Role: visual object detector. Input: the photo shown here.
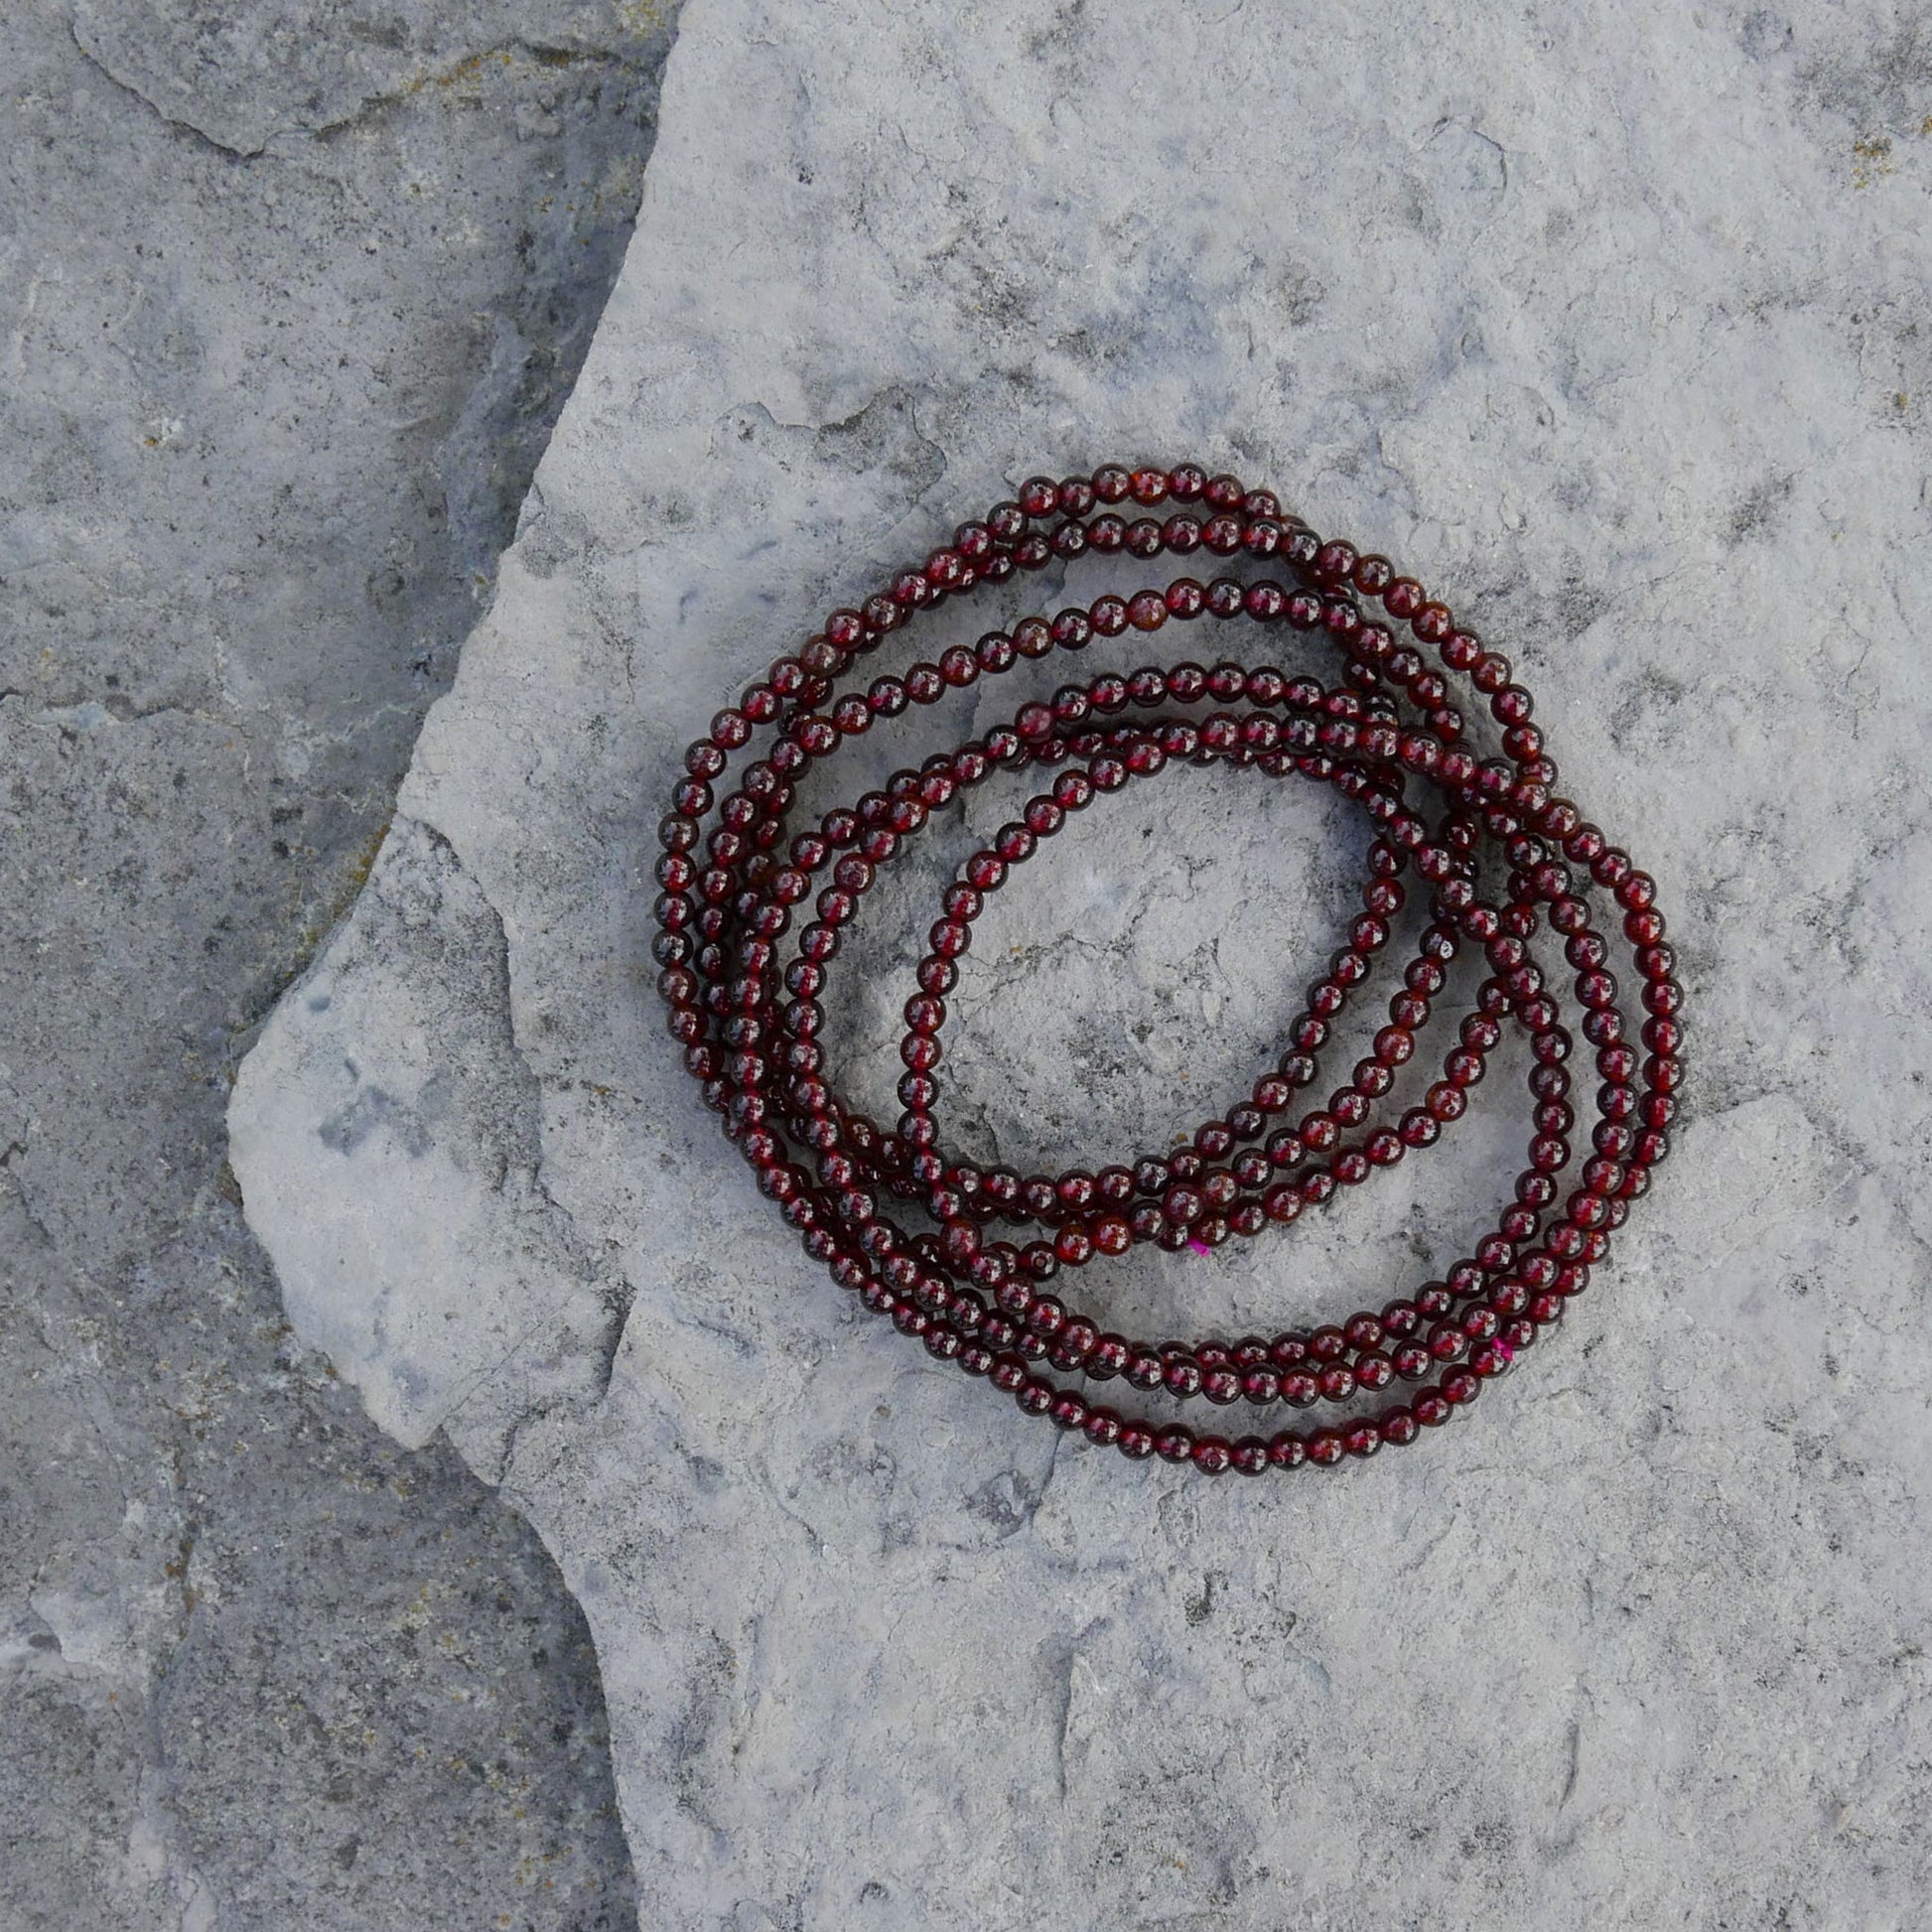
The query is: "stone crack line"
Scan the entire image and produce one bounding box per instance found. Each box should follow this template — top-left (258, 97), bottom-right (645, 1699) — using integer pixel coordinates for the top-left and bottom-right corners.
top-left (69, 21), bottom-right (257, 160)
top-left (408, 811), bottom-right (634, 1410)
top-left (69, 25), bottom-right (665, 162)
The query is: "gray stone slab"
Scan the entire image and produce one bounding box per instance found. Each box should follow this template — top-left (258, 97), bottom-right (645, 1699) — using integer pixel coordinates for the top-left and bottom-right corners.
top-left (2, 2), bottom-right (679, 1923)
top-left (232, 0), bottom-right (1932, 1924)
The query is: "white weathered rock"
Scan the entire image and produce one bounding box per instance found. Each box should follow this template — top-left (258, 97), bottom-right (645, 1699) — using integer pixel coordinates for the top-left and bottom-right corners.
top-left (232, 0), bottom-right (1932, 1922)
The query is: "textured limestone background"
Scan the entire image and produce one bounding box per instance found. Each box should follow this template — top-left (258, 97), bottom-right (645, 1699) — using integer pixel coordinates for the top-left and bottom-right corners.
top-left (1, 3), bottom-right (681, 1924)
top-left (227, 0), bottom-right (1932, 1925)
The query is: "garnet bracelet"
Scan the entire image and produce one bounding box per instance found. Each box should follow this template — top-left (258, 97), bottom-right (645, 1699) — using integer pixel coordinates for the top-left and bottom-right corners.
top-left (651, 464), bottom-right (1681, 1476)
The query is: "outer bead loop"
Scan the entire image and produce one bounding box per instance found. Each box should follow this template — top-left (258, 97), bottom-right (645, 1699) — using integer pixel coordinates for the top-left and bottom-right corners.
top-left (656, 468), bottom-right (1680, 1476)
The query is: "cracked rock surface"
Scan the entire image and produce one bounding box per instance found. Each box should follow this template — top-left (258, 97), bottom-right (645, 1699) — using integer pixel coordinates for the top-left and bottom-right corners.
top-left (231, 0), bottom-right (1932, 1925)
top-left (2, 1), bottom-right (678, 1924)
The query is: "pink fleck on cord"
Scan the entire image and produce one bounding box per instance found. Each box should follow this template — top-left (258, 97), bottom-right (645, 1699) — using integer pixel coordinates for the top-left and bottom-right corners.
top-left (1187, 1236), bottom-right (1210, 1256)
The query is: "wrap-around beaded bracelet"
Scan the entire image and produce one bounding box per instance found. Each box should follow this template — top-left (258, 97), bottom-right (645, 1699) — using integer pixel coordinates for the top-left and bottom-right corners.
top-left (652, 463), bottom-right (1682, 1477)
